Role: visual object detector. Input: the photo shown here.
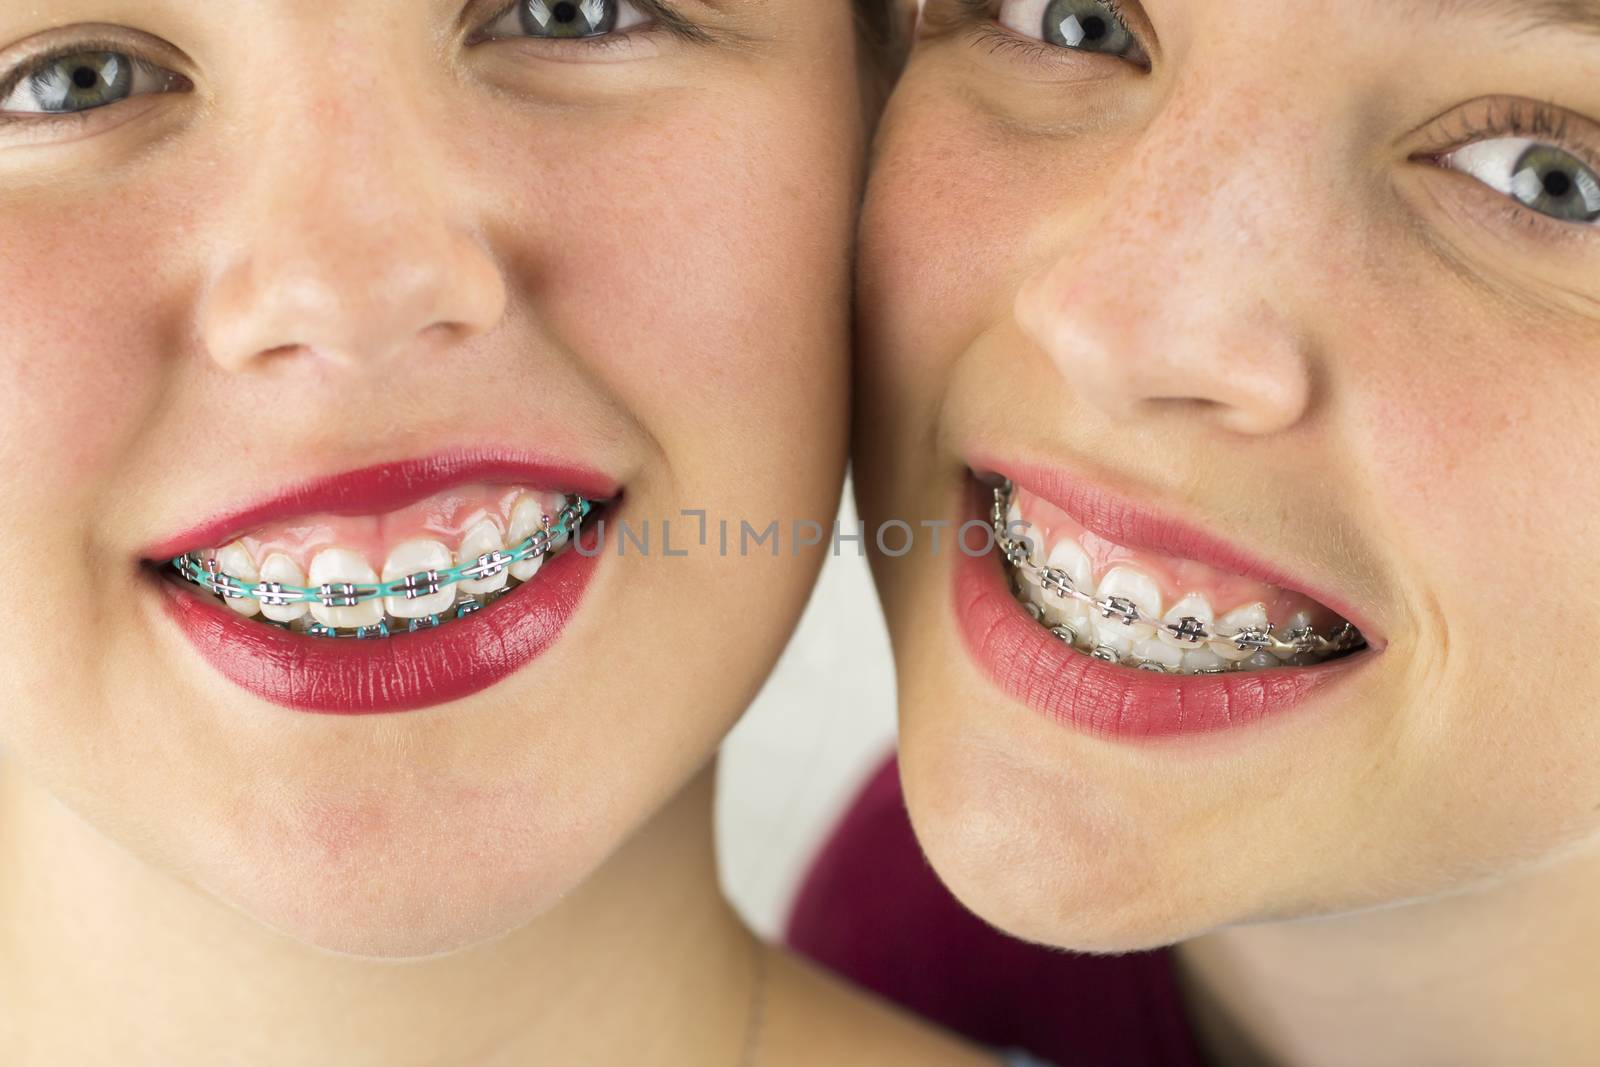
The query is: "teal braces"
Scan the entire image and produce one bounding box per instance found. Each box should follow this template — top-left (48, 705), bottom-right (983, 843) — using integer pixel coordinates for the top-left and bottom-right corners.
top-left (171, 496), bottom-right (592, 609)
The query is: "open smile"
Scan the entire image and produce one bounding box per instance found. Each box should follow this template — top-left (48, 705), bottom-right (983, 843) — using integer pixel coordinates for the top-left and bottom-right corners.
top-left (143, 450), bottom-right (618, 716)
top-left (954, 464), bottom-right (1381, 740)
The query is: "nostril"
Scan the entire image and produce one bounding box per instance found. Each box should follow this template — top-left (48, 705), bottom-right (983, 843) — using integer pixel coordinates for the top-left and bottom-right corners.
top-left (199, 207), bottom-right (508, 375)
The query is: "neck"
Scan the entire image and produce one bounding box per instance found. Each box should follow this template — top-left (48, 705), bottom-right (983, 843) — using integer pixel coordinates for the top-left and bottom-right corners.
top-left (0, 759), bottom-right (758, 1067)
top-left (1175, 844), bottom-right (1600, 1067)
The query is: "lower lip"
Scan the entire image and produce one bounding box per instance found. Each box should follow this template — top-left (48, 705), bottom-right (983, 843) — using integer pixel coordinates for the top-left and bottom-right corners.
top-left (155, 530), bottom-right (600, 716)
top-left (953, 506), bottom-right (1370, 742)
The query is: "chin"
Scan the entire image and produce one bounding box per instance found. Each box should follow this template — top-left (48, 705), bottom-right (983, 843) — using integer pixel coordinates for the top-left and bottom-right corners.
top-left (899, 717), bottom-right (1236, 955)
top-left (181, 774), bottom-right (622, 960)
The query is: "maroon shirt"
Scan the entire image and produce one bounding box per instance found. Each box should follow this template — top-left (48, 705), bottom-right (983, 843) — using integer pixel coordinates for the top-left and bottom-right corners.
top-left (785, 756), bottom-right (1210, 1067)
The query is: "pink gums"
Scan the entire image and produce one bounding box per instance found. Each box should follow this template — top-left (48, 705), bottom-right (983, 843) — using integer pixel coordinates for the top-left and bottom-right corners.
top-left (1011, 487), bottom-right (1345, 629)
top-left (225, 485), bottom-right (564, 570)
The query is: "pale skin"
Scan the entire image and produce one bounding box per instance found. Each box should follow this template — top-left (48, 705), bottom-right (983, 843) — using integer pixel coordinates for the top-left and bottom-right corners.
top-left (0, 1), bottom-right (986, 1063)
top-left (860, 1), bottom-right (1600, 1065)
top-left (0, 770), bottom-right (985, 1065)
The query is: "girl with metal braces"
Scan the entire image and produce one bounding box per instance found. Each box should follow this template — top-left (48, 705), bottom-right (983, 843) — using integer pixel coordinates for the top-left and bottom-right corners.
top-left (788, 1), bottom-right (1600, 1065)
top-left (0, 2), bottom-right (996, 1066)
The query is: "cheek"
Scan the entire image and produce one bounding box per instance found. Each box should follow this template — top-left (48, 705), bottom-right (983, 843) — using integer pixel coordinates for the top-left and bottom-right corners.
top-left (1346, 284), bottom-right (1600, 632)
top-left (1336, 265), bottom-right (1600, 854)
top-left (860, 96), bottom-right (1018, 370)
top-left (0, 192), bottom-right (172, 505)
top-left (858, 82), bottom-right (1130, 408)
top-left (500, 94), bottom-right (860, 478)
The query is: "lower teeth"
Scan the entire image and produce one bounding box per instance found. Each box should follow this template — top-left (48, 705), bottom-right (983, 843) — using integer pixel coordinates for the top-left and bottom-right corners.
top-left (169, 496), bottom-right (592, 640)
top-left (993, 484), bottom-right (1363, 676)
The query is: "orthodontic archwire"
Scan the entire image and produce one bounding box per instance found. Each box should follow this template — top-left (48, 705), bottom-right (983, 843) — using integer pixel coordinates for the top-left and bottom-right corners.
top-left (169, 496), bottom-right (592, 637)
top-left (990, 482), bottom-right (1365, 667)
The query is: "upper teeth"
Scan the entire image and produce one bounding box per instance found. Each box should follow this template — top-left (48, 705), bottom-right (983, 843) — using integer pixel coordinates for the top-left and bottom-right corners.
top-left (308, 548), bottom-right (385, 629)
top-left (992, 484), bottom-right (1363, 672)
top-left (381, 539), bottom-right (457, 620)
top-left (175, 492), bottom-right (587, 635)
top-left (1159, 594), bottom-right (1216, 648)
top-left (1212, 601), bottom-right (1267, 661)
top-left (456, 518), bottom-right (510, 596)
top-left (258, 553), bottom-right (310, 623)
top-left (1093, 567), bottom-right (1161, 644)
top-left (214, 542), bottom-right (260, 620)
top-left (507, 495), bottom-right (550, 583)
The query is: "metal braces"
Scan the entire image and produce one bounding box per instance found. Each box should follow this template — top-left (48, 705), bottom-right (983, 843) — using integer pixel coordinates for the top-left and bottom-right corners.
top-left (171, 496), bottom-right (591, 609)
top-left (281, 610), bottom-right (461, 639)
top-left (990, 483), bottom-right (1365, 664)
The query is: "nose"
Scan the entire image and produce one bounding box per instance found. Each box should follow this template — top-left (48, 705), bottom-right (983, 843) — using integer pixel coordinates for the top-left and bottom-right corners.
top-left (1013, 108), bottom-right (1315, 437)
top-left (201, 91), bottom-right (506, 374)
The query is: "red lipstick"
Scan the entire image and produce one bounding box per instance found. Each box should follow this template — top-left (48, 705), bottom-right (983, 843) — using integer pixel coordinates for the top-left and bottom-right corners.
top-left (157, 537), bottom-right (597, 715)
top-left (955, 467), bottom-right (1377, 740)
top-left (147, 450), bottom-right (614, 715)
top-left (141, 449), bottom-right (618, 561)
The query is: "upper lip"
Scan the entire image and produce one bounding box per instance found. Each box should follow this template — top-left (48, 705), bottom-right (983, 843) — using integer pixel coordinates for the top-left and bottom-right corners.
top-left (974, 456), bottom-right (1385, 649)
top-left (140, 447), bottom-right (621, 561)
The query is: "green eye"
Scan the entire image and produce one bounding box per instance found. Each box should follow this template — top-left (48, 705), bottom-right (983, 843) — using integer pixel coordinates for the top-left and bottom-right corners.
top-left (1043, 0), bottom-right (1132, 52)
top-left (0, 51), bottom-right (149, 114)
top-left (486, 0), bottom-right (651, 41)
top-left (522, 1), bottom-right (615, 37)
top-left (1507, 144), bottom-right (1600, 223)
top-left (1444, 137), bottom-right (1600, 225)
top-left (0, 48), bottom-right (186, 116)
top-left (998, 0), bottom-right (1149, 66)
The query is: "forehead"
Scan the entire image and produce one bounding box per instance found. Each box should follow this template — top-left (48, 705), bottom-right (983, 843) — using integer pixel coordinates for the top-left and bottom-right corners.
top-left (1405, 0), bottom-right (1600, 35)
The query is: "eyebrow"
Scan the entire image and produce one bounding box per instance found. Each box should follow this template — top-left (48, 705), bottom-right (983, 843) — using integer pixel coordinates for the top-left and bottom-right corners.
top-left (1414, 0), bottom-right (1600, 38)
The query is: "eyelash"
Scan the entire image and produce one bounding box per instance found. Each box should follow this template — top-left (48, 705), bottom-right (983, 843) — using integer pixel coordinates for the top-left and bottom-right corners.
top-left (0, 2), bottom-right (708, 128)
top-left (1420, 99), bottom-right (1600, 233)
top-left (1427, 98), bottom-right (1599, 173)
top-left (468, 0), bottom-right (708, 47)
top-left (939, 6), bottom-right (1596, 237)
top-left (948, 0), bottom-right (1147, 69)
top-left (968, 22), bottom-right (1061, 63)
top-left (0, 37), bottom-right (180, 129)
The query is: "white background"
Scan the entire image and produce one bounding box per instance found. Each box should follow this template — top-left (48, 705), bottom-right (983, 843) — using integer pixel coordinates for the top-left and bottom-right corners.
top-left (714, 485), bottom-right (900, 938)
